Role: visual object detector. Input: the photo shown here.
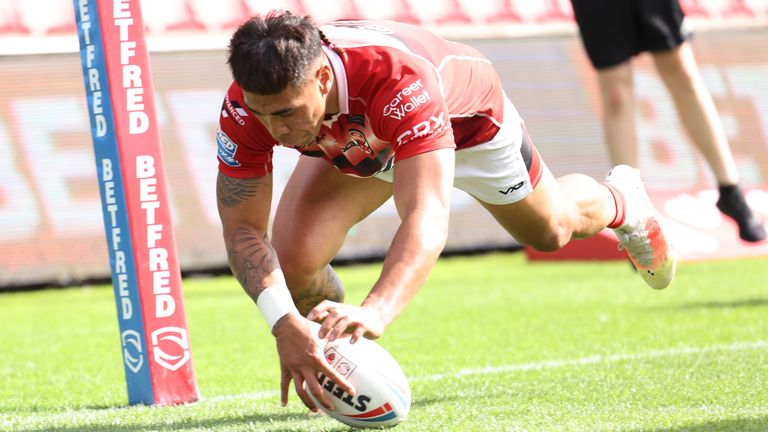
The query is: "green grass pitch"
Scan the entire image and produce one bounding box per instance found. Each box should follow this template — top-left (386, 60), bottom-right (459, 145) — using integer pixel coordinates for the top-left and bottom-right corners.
top-left (1, 252), bottom-right (767, 431)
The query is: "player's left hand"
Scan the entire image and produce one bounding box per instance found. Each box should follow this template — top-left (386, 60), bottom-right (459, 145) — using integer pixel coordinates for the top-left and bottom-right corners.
top-left (307, 300), bottom-right (385, 343)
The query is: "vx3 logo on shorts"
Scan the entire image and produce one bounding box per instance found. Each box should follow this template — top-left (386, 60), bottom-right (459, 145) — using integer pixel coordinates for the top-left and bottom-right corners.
top-left (498, 181), bottom-right (525, 195)
top-left (121, 329), bottom-right (144, 374)
top-left (151, 326), bottom-right (191, 371)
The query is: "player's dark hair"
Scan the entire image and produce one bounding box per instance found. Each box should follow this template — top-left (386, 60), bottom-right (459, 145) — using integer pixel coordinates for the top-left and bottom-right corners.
top-left (227, 11), bottom-right (323, 95)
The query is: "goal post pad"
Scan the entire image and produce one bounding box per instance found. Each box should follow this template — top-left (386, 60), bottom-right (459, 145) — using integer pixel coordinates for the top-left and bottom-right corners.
top-left (74, 0), bottom-right (199, 406)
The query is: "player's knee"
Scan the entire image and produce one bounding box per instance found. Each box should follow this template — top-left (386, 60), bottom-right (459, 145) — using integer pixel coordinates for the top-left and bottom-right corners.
top-left (278, 250), bottom-right (323, 283)
top-left (280, 257), bottom-right (324, 314)
top-left (526, 224), bottom-right (572, 252)
top-left (273, 232), bottom-right (321, 275)
top-left (291, 270), bottom-right (345, 317)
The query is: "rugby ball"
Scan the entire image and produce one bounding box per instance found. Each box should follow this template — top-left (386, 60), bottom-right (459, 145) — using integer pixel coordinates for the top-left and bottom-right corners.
top-left (307, 337), bottom-right (411, 428)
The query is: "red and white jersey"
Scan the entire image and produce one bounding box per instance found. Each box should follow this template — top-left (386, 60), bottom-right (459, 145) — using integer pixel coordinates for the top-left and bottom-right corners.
top-left (217, 19), bottom-right (505, 178)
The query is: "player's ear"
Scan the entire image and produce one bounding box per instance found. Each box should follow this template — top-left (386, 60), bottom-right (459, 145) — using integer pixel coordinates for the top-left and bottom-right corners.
top-left (317, 63), bottom-right (333, 96)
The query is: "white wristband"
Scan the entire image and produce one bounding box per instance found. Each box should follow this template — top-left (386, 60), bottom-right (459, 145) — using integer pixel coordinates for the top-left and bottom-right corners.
top-left (256, 269), bottom-right (298, 330)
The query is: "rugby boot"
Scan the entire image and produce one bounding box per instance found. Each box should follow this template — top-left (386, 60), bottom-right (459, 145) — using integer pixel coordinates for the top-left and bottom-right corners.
top-left (605, 165), bottom-right (676, 289)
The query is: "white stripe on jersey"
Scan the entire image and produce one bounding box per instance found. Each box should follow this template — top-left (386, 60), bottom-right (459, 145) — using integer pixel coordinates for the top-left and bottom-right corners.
top-left (450, 112), bottom-right (503, 129)
top-left (319, 25), bottom-right (411, 52)
top-left (320, 24), bottom-right (446, 95)
top-left (436, 55), bottom-right (493, 72)
top-left (322, 45), bottom-right (349, 117)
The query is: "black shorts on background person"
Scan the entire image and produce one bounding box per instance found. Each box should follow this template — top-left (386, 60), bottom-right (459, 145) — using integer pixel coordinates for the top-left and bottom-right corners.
top-left (571, 0), bottom-right (766, 242)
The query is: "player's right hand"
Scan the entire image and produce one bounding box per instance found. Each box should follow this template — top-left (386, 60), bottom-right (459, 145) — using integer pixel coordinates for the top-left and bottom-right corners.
top-left (272, 312), bottom-right (356, 411)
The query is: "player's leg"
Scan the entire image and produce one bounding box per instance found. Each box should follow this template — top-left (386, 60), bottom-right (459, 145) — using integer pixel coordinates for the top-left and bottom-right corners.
top-left (455, 99), bottom-right (676, 288)
top-left (272, 156), bottom-right (393, 315)
top-left (651, 44), bottom-right (765, 241)
top-left (596, 62), bottom-right (639, 167)
top-left (481, 161), bottom-right (675, 289)
top-left (479, 165), bottom-right (615, 251)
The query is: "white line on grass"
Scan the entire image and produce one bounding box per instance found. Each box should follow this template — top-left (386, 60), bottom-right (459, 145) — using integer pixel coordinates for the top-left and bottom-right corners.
top-left (415, 339), bottom-right (768, 382)
top-left (5, 339), bottom-right (767, 427)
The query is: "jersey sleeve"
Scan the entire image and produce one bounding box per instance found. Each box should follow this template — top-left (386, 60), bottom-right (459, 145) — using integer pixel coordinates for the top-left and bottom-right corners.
top-left (217, 83), bottom-right (277, 179)
top-left (367, 53), bottom-right (456, 161)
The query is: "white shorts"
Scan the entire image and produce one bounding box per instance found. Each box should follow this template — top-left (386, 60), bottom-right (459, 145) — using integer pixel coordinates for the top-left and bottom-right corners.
top-left (375, 95), bottom-right (544, 205)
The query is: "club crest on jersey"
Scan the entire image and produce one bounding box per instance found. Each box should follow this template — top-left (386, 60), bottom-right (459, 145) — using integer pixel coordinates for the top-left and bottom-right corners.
top-left (342, 128), bottom-right (374, 156)
top-left (216, 128), bottom-right (241, 167)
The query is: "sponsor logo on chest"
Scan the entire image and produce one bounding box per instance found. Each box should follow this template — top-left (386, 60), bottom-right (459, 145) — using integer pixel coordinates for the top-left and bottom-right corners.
top-left (382, 79), bottom-right (431, 120)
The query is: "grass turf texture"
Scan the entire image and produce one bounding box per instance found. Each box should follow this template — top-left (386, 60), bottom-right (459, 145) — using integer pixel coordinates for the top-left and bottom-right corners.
top-left (1, 252), bottom-right (767, 431)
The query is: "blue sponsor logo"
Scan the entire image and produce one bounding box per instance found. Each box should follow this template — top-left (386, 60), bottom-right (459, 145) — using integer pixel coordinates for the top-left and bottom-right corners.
top-left (217, 128), bottom-right (241, 167)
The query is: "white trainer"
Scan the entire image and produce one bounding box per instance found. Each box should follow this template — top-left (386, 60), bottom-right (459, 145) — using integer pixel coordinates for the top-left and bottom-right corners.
top-left (605, 165), bottom-right (676, 289)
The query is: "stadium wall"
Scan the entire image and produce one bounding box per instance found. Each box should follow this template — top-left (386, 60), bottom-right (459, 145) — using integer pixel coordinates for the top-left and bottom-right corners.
top-left (1, 0), bottom-right (767, 287)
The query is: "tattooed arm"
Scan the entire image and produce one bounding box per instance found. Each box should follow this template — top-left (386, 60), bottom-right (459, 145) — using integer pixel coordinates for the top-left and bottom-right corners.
top-left (216, 171), bottom-right (354, 411)
top-left (216, 172), bottom-right (278, 302)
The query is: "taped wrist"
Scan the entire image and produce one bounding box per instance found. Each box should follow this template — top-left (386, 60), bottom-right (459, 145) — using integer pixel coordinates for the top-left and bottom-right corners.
top-left (256, 269), bottom-right (298, 330)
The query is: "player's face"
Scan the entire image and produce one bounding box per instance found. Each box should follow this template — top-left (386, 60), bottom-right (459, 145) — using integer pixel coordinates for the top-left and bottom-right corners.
top-left (243, 61), bottom-right (333, 149)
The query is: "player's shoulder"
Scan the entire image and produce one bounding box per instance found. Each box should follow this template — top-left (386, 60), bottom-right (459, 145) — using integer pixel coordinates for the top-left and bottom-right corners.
top-left (322, 19), bottom-right (478, 77)
top-left (218, 81), bottom-right (276, 153)
top-left (220, 82), bottom-right (249, 127)
top-left (325, 21), bottom-right (441, 82)
top-left (320, 19), bottom-right (405, 40)
top-left (219, 82), bottom-right (267, 135)
top-left (321, 19), bottom-right (441, 56)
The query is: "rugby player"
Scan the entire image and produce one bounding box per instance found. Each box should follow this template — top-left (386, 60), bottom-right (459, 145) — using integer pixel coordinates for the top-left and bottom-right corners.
top-left (215, 12), bottom-right (677, 412)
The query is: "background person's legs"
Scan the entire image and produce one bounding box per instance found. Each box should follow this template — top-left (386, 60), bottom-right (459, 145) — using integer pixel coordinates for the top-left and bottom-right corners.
top-left (596, 60), bottom-right (639, 167)
top-left (652, 43), bottom-right (738, 185)
top-left (652, 43), bottom-right (765, 241)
